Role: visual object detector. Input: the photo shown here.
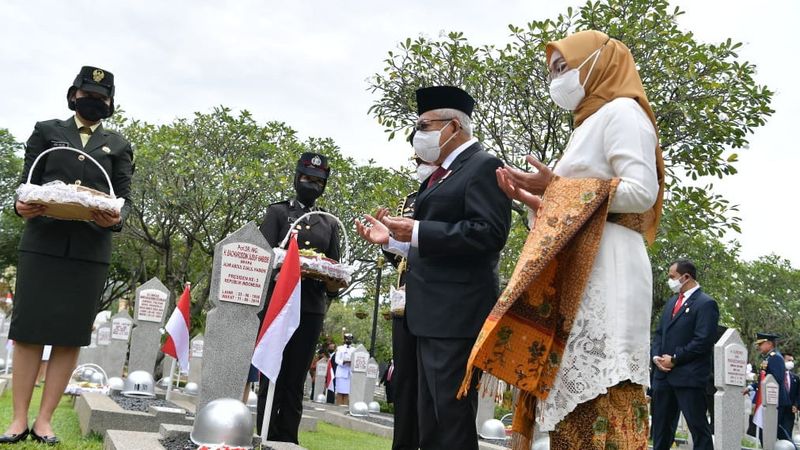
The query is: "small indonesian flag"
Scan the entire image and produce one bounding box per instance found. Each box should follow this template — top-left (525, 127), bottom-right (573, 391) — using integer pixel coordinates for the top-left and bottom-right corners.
top-left (326, 357), bottom-right (334, 392)
top-left (753, 369), bottom-right (765, 429)
top-left (161, 283), bottom-right (192, 371)
top-left (251, 233), bottom-right (302, 383)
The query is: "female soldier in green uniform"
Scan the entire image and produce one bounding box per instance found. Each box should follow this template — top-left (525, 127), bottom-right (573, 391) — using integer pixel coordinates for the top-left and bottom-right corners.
top-left (2, 66), bottom-right (133, 445)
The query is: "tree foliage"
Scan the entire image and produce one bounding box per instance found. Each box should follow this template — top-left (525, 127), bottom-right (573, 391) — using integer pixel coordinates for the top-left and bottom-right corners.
top-left (105, 107), bottom-right (412, 332)
top-left (0, 129), bottom-right (23, 270)
top-left (367, 0), bottom-right (773, 256)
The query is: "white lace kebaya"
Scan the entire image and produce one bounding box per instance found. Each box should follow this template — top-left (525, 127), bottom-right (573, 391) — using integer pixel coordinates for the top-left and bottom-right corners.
top-left (536, 97), bottom-right (658, 431)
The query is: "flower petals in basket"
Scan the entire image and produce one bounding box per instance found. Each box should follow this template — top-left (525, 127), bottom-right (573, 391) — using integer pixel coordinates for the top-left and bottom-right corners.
top-left (17, 180), bottom-right (124, 221)
top-left (272, 247), bottom-right (355, 290)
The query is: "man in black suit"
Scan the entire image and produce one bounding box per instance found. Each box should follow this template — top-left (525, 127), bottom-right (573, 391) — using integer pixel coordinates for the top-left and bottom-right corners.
top-left (357, 86), bottom-right (512, 450)
top-left (651, 259), bottom-right (720, 450)
top-left (783, 352), bottom-right (799, 437)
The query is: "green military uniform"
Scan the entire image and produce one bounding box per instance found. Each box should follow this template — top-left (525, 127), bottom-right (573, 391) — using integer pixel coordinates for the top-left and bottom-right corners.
top-left (10, 66), bottom-right (133, 347)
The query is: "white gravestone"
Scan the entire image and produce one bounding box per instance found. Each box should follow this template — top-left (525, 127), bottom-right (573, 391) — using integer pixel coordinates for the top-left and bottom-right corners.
top-left (348, 345), bottom-right (369, 413)
top-left (95, 322), bottom-right (113, 376)
top-left (188, 334), bottom-right (204, 384)
top-left (476, 373), bottom-right (498, 433)
top-left (314, 357), bottom-right (329, 403)
top-left (77, 329), bottom-right (100, 366)
top-left (128, 278), bottom-right (170, 374)
top-left (195, 222), bottom-right (273, 414)
top-left (762, 373), bottom-right (779, 448)
top-left (107, 311), bottom-right (133, 378)
top-left (364, 358), bottom-right (379, 404)
top-left (713, 328), bottom-right (748, 450)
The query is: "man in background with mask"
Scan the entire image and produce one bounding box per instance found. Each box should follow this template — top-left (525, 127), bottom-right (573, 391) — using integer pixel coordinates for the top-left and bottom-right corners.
top-left (651, 259), bottom-right (719, 450)
top-left (250, 152), bottom-right (341, 443)
top-left (783, 352), bottom-right (799, 437)
top-left (363, 142), bottom-right (437, 450)
top-left (357, 85), bottom-right (511, 450)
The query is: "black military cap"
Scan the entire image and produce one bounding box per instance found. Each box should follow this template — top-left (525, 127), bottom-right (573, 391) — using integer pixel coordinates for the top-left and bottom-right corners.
top-left (71, 66), bottom-right (115, 97)
top-left (296, 152), bottom-right (330, 180)
top-left (416, 86), bottom-right (475, 117)
top-left (755, 332), bottom-right (780, 345)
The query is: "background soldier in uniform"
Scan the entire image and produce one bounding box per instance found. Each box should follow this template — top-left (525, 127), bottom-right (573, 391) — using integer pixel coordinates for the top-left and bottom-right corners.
top-left (251, 152), bottom-right (341, 444)
top-left (752, 332), bottom-right (793, 441)
top-left (374, 147), bottom-right (439, 450)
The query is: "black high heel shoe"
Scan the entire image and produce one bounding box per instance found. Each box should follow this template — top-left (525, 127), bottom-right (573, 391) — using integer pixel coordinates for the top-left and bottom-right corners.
top-left (30, 425), bottom-right (59, 446)
top-left (0, 428), bottom-right (29, 444)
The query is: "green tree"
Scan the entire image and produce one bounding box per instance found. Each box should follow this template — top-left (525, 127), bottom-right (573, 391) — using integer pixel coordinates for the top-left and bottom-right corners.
top-left (107, 108), bottom-right (411, 334)
top-left (368, 0), bottom-right (773, 279)
top-left (0, 129), bottom-right (24, 271)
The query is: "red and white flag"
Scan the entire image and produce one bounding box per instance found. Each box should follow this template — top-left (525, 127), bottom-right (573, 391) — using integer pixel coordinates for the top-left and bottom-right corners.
top-left (753, 370), bottom-right (765, 429)
top-left (251, 233), bottom-right (302, 383)
top-left (161, 283), bottom-right (192, 372)
top-left (326, 357), bottom-right (335, 392)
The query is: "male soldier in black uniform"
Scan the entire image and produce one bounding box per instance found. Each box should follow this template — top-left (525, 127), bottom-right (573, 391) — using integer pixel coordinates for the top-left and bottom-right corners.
top-left (752, 332), bottom-right (792, 441)
top-left (253, 152), bottom-right (341, 443)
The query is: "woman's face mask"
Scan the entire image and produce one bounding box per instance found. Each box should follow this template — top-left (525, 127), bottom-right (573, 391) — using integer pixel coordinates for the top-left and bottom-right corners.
top-left (548, 46), bottom-right (604, 111)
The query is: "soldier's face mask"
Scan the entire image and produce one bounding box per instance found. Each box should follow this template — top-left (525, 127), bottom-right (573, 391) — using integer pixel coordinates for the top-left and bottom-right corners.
top-left (295, 175), bottom-right (325, 205)
top-left (75, 96), bottom-right (111, 122)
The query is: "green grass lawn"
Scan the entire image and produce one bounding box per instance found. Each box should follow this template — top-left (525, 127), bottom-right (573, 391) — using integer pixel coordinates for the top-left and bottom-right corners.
top-left (299, 422), bottom-right (392, 450)
top-left (0, 386), bottom-right (103, 449)
top-left (0, 386), bottom-right (392, 450)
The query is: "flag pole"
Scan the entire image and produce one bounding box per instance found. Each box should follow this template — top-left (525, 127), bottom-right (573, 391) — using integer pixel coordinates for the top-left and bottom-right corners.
top-left (260, 378), bottom-right (276, 444)
top-left (165, 357), bottom-right (177, 401)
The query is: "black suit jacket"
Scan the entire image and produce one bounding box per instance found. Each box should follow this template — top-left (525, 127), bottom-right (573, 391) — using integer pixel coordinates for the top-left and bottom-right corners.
top-left (405, 142), bottom-right (511, 338)
top-left (787, 371), bottom-right (800, 408)
top-left (18, 117), bottom-right (134, 264)
top-left (651, 287), bottom-right (720, 389)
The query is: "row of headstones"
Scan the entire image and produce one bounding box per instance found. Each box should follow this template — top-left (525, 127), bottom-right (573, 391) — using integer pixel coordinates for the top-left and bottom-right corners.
top-left (81, 223), bottom-right (277, 418)
top-left (70, 278), bottom-right (206, 386)
top-left (311, 344), bottom-right (380, 409)
top-left (59, 222), bottom-right (273, 422)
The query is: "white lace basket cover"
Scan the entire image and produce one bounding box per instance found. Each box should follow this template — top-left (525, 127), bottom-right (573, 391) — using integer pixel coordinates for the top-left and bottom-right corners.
top-left (16, 146), bottom-right (124, 221)
top-left (271, 211), bottom-right (355, 290)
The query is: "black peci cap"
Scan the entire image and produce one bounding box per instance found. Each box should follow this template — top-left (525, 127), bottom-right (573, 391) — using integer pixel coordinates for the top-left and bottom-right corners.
top-left (415, 86), bottom-right (475, 117)
top-left (296, 152), bottom-right (330, 180)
